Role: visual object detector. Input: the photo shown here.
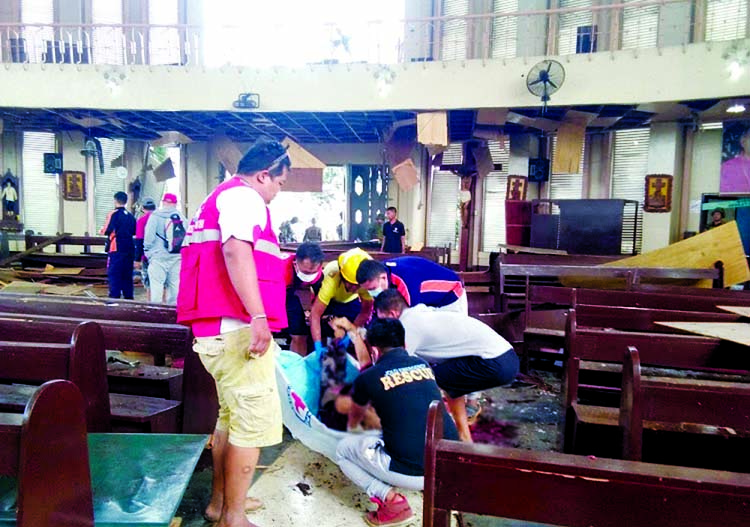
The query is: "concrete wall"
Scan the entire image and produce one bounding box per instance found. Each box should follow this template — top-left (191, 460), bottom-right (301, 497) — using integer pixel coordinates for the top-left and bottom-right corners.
top-left (516, 0), bottom-right (549, 58)
top-left (658, 1), bottom-right (692, 47)
top-left (59, 130), bottom-right (89, 235)
top-left (2, 42), bottom-right (748, 112)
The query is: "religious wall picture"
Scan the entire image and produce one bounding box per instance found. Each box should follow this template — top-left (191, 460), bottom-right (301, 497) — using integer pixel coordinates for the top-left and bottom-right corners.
top-left (721, 120), bottom-right (750, 193)
top-left (63, 171), bottom-right (86, 201)
top-left (506, 175), bottom-right (528, 201)
top-left (644, 174), bottom-right (672, 213)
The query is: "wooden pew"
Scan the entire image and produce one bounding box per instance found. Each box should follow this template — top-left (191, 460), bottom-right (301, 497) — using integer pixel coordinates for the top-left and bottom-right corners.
top-left (0, 380), bottom-right (210, 527)
top-left (0, 306), bottom-right (215, 434)
top-left (620, 346), bottom-right (750, 468)
top-left (0, 380), bottom-right (94, 527)
top-left (0, 321), bottom-right (181, 433)
top-left (0, 293), bottom-right (183, 398)
top-left (0, 311), bottom-right (189, 366)
top-left (423, 401), bottom-right (750, 527)
top-left (563, 310), bottom-right (750, 456)
top-left (0, 292), bottom-right (178, 324)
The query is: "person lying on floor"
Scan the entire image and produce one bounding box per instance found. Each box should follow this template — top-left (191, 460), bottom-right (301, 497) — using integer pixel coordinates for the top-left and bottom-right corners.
top-left (318, 316), bottom-right (379, 431)
top-left (336, 318), bottom-right (458, 527)
top-left (373, 289), bottom-right (520, 442)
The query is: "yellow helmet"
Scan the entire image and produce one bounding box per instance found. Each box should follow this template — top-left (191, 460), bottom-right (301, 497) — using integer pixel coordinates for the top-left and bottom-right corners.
top-left (338, 248), bottom-right (372, 284)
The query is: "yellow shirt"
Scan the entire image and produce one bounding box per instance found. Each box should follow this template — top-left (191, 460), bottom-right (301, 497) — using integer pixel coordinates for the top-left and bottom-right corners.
top-left (317, 260), bottom-right (372, 306)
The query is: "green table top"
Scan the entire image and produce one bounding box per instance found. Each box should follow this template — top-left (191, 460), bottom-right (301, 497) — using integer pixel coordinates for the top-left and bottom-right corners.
top-left (0, 433), bottom-right (208, 526)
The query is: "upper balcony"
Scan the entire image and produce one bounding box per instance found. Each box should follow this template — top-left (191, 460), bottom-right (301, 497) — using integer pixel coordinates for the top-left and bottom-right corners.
top-left (0, 0), bottom-right (748, 113)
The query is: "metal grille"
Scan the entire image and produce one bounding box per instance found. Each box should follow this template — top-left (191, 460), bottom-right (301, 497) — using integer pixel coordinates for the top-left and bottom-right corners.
top-left (22, 131), bottom-right (59, 235)
top-left (612, 128), bottom-right (649, 254)
top-left (481, 138), bottom-right (511, 252)
top-left (706, 0), bottom-right (748, 41)
top-left (427, 169), bottom-right (460, 248)
top-left (94, 138), bottom-right (126, 232)
top-left (491, 0), bottom-right (518, 59)
top-left (440, 0), bottom-right (468, 60)
top-left (21, 0), bottom-right (54, 63)
top-left (557, 0), bottom-right (593, 55)
top-left (92, 0), bottom-right (124, 65)
top-left (621, 0), bottom-right (659, 50)
top-left (149, 0), bottom-right (181, 65)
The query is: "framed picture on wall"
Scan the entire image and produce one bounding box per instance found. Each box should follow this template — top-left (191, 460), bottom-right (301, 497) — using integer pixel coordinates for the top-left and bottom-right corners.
top-left (62, 171), bottom-right (86, 201)
top-left (506, 175), bottom-right (528, 201)
top-left (644, 174), bottom-right (672, 213)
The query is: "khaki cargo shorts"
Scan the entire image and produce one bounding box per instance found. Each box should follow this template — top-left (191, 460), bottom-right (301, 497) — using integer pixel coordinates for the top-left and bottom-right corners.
top-left (193, 327), bottom-right (282, 448)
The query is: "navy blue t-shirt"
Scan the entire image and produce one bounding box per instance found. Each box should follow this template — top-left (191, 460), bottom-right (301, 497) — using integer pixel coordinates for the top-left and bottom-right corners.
top-left (382, 220), bottom-right (405, 253)
top-left (385, 256), bottom-right (464, 309)
top-left (352, 348), bottom-right (458, 476)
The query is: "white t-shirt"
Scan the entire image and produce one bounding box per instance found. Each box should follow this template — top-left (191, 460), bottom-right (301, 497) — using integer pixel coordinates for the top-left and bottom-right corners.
top-left (399, 304), bottom-right (513, 363)
top-left (203, 185), bottom-right (269, 336)
top-left (216, 185), bottom-right (268, 244)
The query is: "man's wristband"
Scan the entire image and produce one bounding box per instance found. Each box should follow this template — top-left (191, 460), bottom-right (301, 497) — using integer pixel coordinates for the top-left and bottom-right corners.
top-left (251, 314), bottom-right (267, 320)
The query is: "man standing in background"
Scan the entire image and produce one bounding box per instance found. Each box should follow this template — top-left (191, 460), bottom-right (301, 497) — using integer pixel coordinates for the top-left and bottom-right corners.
top-left (381, 207), bottom-right (405, 254)
top-left (134, 197), bottom-right (156, 299)
top-left (144, 193), bottom-right (186, 304)
top-left (100, 191), bottom-right (136, 299)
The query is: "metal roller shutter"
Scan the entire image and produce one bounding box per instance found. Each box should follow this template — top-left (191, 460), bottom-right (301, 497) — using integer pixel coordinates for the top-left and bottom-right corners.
top-left (92, 0), bottom-right (124, 65)
top-left (22, 131), bottom-right (59, 235)
top-left (427, 144), bottom-right (462, 248)
top-left (621, 0), bottom-right (659, 50)
top-left (481, 138), bottom-right (511, 252)
top-left (441, 0), bottom-right (468, 60)
top-left (490, 0), bottom-right (517, 59)
top-left (557, 0), bottom-right (593, 55)
top-left (706, 0), bottom-right (748, 41)
top-left (94, 138), bottom-right (127, 233)
top-left (611, 128), bottom-right (649, 254)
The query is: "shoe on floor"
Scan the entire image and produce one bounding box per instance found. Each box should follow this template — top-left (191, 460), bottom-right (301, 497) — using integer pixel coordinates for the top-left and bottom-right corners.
top-left (365, 494), bottom-right (414, 527)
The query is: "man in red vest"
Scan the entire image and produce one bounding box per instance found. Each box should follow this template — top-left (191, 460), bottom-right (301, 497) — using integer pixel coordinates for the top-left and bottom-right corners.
top-left (177, 137), bottom-right (291, 527)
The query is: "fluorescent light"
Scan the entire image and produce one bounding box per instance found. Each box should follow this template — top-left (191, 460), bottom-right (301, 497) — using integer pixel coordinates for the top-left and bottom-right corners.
top-left (727, 104), bottom-right (747, 114)
top-left (699, 122), bottom-right (723, 130)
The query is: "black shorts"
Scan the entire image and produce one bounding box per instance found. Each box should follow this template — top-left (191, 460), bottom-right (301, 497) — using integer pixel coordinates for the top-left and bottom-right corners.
top-left (286, 290), bottom-right (309, 336)
top-left (431, 349), bottom-right (520, 399)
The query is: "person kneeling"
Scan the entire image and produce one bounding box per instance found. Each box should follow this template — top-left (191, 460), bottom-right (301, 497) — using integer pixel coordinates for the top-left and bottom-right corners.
top-left (336, 318), bottom-right (458, 527)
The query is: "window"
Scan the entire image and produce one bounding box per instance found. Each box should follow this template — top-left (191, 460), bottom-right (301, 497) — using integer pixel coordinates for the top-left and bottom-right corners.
top-left (611, 128), bottom-right (650, 253)
top-left (621, 0), bottom-right (659, 50)
top-left (557, 0), bottom-right (594, 55)
top-left (427, 144), bottom-right (462, 247)
top-left (149, 0), bottom-right (181, 65)
top-left (706, 0), bottom-right (748, 41)
top-left (94, 139), bottom-right (126, 232)
top-left (481, 138), bottom-right (510, 252)
top-left (22, 132), bottom-right (59, 235)
top-left (92, 0), bottom-right (124, 65)
top-left (21, 0), bottom-right (54, 63)
top-left (550, 135), bottom-right (587, 199)
top-left (490, 0), bottom-right (517, 59)
top-left (441, 0), bottom-right (468, 60)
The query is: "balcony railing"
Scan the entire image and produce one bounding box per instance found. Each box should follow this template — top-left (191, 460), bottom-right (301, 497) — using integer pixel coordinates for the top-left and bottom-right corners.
top-left (0, 0), bottom-right (746, 68)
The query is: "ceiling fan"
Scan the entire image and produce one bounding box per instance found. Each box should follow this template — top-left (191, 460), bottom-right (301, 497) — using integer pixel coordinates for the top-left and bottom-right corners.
top-left (526, 60), bottom-right (566, 113)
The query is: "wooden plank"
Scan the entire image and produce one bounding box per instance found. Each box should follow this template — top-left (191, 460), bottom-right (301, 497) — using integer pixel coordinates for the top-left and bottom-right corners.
top-left (717, 305), bottom-right (750, 318)
top-left (604, 221), bottom-right (749, 287)
top-left (499, 244), bottom-right (569, 255)
top-left (655, 321), bottom-right (750, 347)
top-left (0, 233), bottom-right (70, 267)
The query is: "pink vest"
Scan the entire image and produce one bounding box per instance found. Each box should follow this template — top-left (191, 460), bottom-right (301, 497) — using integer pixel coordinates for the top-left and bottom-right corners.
top-left (176, 178), bottom-right (287, 332)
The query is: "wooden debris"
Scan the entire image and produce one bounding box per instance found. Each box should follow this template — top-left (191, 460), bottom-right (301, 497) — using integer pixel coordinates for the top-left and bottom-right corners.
top-left (655, 321), bottom-right (750, 347)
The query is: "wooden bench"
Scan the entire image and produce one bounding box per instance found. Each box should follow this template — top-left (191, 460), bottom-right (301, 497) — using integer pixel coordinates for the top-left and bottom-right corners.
top-left (0, 380), bottom-right (94, 526)
top-left (0, 379), bottom-right (209, 527)
top-left (0, 321), bottom-right (181, 433)
top-left (563, 311), bottom-right (750, 457)
top-left (620, 346), bottom-right (750, 469)
top-left (423, 400), bottom-right (750, 527)
top-left (0, 293), bottom-right (183, 398)
top-left (0, 311), bottom-right (189, 366)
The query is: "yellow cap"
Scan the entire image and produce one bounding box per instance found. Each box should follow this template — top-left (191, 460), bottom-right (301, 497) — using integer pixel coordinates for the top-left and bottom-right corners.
top-left (338, 248), bottom-right (372, 284)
